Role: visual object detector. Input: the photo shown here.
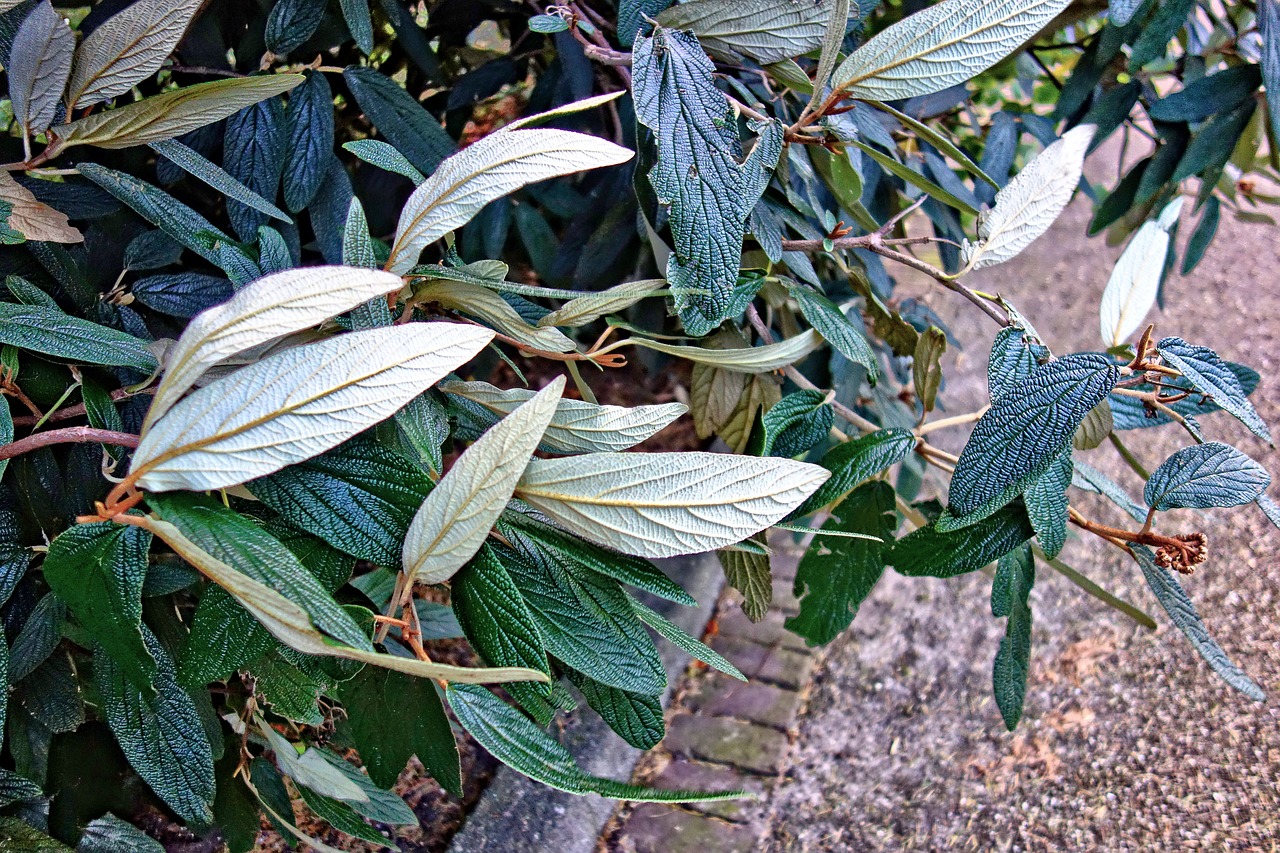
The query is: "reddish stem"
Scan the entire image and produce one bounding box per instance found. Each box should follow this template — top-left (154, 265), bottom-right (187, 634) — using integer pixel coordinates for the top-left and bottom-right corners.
top-left (0, 427), bottom-right (139, 461)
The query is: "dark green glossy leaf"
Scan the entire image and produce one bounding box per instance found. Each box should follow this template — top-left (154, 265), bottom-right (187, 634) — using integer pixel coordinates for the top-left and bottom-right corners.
top-left (848, 139), bottom-right (979, 216)
top-left (762, 390), bottom-right (833, 457)
top-left (1149, 65), bottom-right (1261, 123)
top-left (1171, 101), bottom-right (1255, 184)
top-left (794, 287), bottom-right (879, 382)
top-left (1129, 0), bottom-right (1196, 68)
top-left (97, 627), bottom-right (215, 824)
top-left (627, 596), bottom-right (744, 680)
top-left (892, 501), bottom-right (1034, 578)
top-left (946, 354), bottom-right (1120, 527)
top-left (793, 428), bottom-right (916, 517)
top-left (0, 769), bottom-right (40, 809)
top-left (787, 482), bottom-right (896, 646)
top-left (566, 668), bottom-right (663, 750)
top-left (1181, 194), bottom-right (1220, 275)
top-left (991, 543), bottom-right (1034, 730)
top-left (224, 97), bottom-right (287, 240)
top-left (43, 521), bottom-right (155, 691)
top-left (148, 138), bottom-right (291, 223)
top-left (343, 66), bottom-right (455, 176)
top-left (1144, 442), bottom-right (1270, 511)
top-left (265, 0), bottom-right (326, 54)
top-left (1131, 544), bottom-right (1264, 700)
top-left (283, 70), bottom-right (334, 212)
top-left (633, 27), bottom-right (783, 335)
top-left (1023, 451), bottom-right (1072, 559)
top-left (0, 304), bottom-right (156, 371)
top-left (339, 0), bottom-right (374, 53)
top-left (1157, 337), bottom-right (1272, 444)
top-left (251, 651), bottom-right (328, 725)
top-left (9, 592), bottom-right (64, 683)
top-left (130, 272), bottom-right (232, 318)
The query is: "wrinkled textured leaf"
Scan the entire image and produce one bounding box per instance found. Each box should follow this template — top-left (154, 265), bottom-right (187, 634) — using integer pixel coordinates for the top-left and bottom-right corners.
top-left (0, 303), bottom-right (156, 370)
top-left (831, 0), bottom-right (1072, 101)
top-left (516, 451), bottom-right (829, 558)
top-left (149, 138), bottom-right (292, 223)
top-left (892, 501), bottom-right (1034, 578)
top-left (133, 324), bottom-right (493, 492)
top-left (452, 546), bottom-right (551, 686)
top-left (67, 0), bottom-right (203, 109)
top-left (339, 0), bottom-right (374, 53)
top-left (633, 28), bottom-right (784, 335)
top-left (787, 482), bottom-right (896, 646)
top-left (762, 390), bottom-right (833, 457)
top-left (962, 125), bottom-right (1094, 270)
top-left (656, 0), bottom-right (834, 63)
top-left (1144, 442), bottom-right (1270, 511)
top-left (97, 628), bottom-right (215, 824)
top-left (1108, 360), bottom-right (1259, 431)
top-left (630, 329), bottom-right (823, 373)
top-left (991, 543), bottom-right (1034, 730)
top-left (794, 428), bottom-right (917, 517)
top-left (567, 669), bottom-right (664, 749)
top-left (53, 75), bottom-right (303, 150)
top-left (131, 272), bottom-right (232, 318)
top-left (629, 596), bottom-right (744, 679)
top-left (77, 813), bottom-right (164, 853)
top-left (43, 522), bottom-right (155, 691)
top-left (1099, 199), bottom-right (1181, 348)
top-left (284, 71), bottom-right (335, 212)
top-left (947, 354), bottom-right (1120, 527)
top-left (8, 1), bottom-right (73, 135)
top-left (1023, 450), bottom-right (1071, 559)
top-left (794, 287), bottom-right (879, 381)
top-left (1157, 337), bottom-right (1273, 444)
top-left (718, 536), bottom-right (771, 621)
top-left (442, 380), bottom-right (686, 454)
top-left (265, 0), bottom-right (325, 54)
top-left (342, 66), bottom-right (455, 176)
top-left (1131, 545), bottom-right (1264, 700)
top-left (404, 379), bottom-right (562, 585)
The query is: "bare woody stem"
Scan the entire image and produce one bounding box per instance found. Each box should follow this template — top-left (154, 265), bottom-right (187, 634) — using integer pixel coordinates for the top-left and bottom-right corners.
top-left (0, 427), bottom-right (139, 461)
top-left (11, 386), bottom-right (156, 428)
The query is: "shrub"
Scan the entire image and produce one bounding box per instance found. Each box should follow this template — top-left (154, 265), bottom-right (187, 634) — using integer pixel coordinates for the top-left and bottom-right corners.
top-left (0, 0), bottom-right (1272, 847)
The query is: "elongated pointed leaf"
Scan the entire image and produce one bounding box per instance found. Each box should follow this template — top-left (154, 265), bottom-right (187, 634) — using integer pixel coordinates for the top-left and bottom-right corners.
top-left (0, 172), bottom-right (81, 244)
top-left (1131, 545), bottom-right (1264, 701)
top-left (846, 139), bottom-right (978, 216)
top-left (793, 428), bottom-right (917, 517)
top-left (962, 125), bottom-right (1095, 270)
top-left (655, 0), bottom-right (835, 64)
top-left (831, 0), bottom-right (1072, 101)
top-left (893, 501), bottom-right (1034, 578)
top-left (78, 163), bottom-right (228, 262)
top-left (1156, 337), bottom-right (1273, 444)
top-left (945, 354), bottom-right (1120, 527)
top-left (52, 75), bottom-right (304, 150)
top-left (1144, 442), bottom-right (1270, 511)
top-left (536, 279), bottom-right (664, 328)
top-left (8, 1), bottom-right (73, 136)
top-left (149, 138), bottom-right (292, 222)
top-left (629, 328), bottom-right (823, 374)
top-left (133, 512), bottom-right (548, 685)
top-left (144, 266), bottom-right (406, 428)
top-left (515, 452), bottom-right (829, 558)
top-left (412, 279), bottom-right (575, 352)
top-left (0, 303), bottom-right (156, 371)
top-left (1099, 199), bottom-right (1181, 347)
top-left (403, 379), bottom-right (563, 585)
top-left (794, 288), bottom-right (879, 381)
top-left (447, 683), bottom-right (743, 802)
top-left (387, 127), bottom-right (632, 274)
top-left (628, 596), bottom-right (744, 679)
top-left (441, 380), bottom-right (686, 454)
top-left (132, 323), bottom-right (493, 492)
top-left (66, 0), bottom-right (203, 109)
top-left (342, 66), bottom-right (455, 176)
top-left (991, 543), bottom-right (1034, 729)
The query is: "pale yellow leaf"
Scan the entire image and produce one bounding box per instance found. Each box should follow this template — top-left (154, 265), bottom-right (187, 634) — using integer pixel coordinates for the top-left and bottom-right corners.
top-left (67, 0), bottom-right (205, 109)
top-left (414, 279), bottom-right (575, 352)
top-left (536, 279), bottom-right (664, 328)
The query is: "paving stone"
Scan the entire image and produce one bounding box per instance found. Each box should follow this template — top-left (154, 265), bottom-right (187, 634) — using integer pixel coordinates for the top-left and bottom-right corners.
top-left (682, 672), bottom-right (804, 731)
top-left (771, 578), bottom-right (801, 614)
top-left (648, 760), bottom-right (765, 822)
top-left (618, 804), bottom-right (762, 853)
top-left (708, 635), bottom-right (815, 690)
top-left (715, 607), bottom-right (809, 652)
top-left (769, 551), bottom-right (800, 583)
top-left (664, 715), bottom-right (790, 775)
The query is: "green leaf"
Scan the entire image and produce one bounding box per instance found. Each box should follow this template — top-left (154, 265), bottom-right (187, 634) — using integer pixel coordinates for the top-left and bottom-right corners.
top-left (1144, 442), bottom-right (1270, 511)
top-left (1098, 199), bottom-right (1181, 348)
top-left (97, 627), bottom-right (215, 824)
top-left (0, 770), bottom-right (40, 809)
top-left (892, 501), bottom-right (1034, 578)
top-left (1262, 0), bottom-right (1280, 150)
top-left (1072, 459), bottom-right (1147, 523)
top-left (8, 0), bottom-right (73, 136)
top-left (566, 668), bottom-right (664, 749)
top-left (447, 683), bottom-right (744, 801)
top-left (77, 814), bottom-right (165, 853)
top-left (342, 139), bottom-right (426, 184)
top-left (342, 666), bottom-right (462, 795)
top-left (0, 303), bottom-right (157, 371)
top-left (846, 139), bottom-right (979, 217)
top-left (628, 329), bottom-right (824, 374)
top-left (1131, 545), bottom-right (1264, 701)
top-left (495, 539), bottom-right (666, 694)
top-left (912, 326), bottom-right (946, 415)
top-left (452, 546), bottom-right (551, 686)
top-left (1023, 451), bottom-right (1072, 559)
top-left (339, 0), bottom-right (374, 53)
top-left (831, 0), bottom-right (1071, 101)
top-left (537, 279), bottom-right (664, 328)
top-left (793, 287), bottom-right (879, 382)
top-left (515, 451), bottom-right (830, 558)
top-left (868, 99), bottom-right (999, 188)
top-left (342, 66), bottom-right (456, 176)
top-left (66, 0), bottom-right (203, 109)
top-left (9, 593), bottom-right (65, 683)
top-left (306, 749), bottom-right (417, 824)
top-left (988, 326), bottom-right (1049, 400)
top-left (149, 138), bottom-right (291, 223)
top-left (179, 587), bottom-right (273, 687)
top-left (762, 390), bottom-right (833, 457)
top-left (283, 71), bottom-right (333, 212)
top-left (249, 435), bottom-right (433, 566)
top-left (1072, 401), bottom-right (1113, 450)
top-left (991, 543), bottom-right (1034, 730)
top-left (793, 428), bottom-right (917, 517)
top-left (1181, 195), bottom-right (1220, 275)
top-left (628, 596), bottom-right (745, 680)
top-left (265, 0), bottom-right (325, 54)
top-left (529, 13), bottom-right (570, 33)
top-left (43, 522), bottom-right (155, 691)
top-left (78, 163), bottom-right (231, 264)
top-left (1157, 337), bottom-right (1273, 444)
top-left (295, 785), bottom-right (387, 846)
top-left (1129, 0), bottom-right (1196, 68)
top-left (1149, 65), bottom-right (1262, 123)
top-left (654, 0), bottom-right (833, 64)
top-left (633, 27), bottom-right (784, 335)
top-left (52, 75), bottom-right (304, 150)
top-left (717, 536), bottom-right (772, 621)
top-left (945, 354), bottom-right (1120, 528)
top-left (251, 651), bottom-right (329, 725)
top-left (787, 481), bottom-right (896, 646)
top-left (0, 817), bottom-right (72, 851)
top-left (387, 125), bottom-right (630, 275)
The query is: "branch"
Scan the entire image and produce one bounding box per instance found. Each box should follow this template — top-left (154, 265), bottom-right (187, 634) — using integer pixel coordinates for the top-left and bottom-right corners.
top-left (11, 386), bottom-right (156, 428)
top-left (0, 427), bottom-right (139, 461)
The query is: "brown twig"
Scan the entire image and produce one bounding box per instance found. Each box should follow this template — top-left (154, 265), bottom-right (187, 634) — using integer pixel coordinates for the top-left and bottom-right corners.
top-left (0, 427), bottom-right (139, 461)
top-left (11, 386), bottom-right (156, 428)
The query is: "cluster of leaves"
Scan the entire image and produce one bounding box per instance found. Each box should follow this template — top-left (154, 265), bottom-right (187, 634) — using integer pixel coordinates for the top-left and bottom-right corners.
top-left (0, 0), bottom-right (1273, 848)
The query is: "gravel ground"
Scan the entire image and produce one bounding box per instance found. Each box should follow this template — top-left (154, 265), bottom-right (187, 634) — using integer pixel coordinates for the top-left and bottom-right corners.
top-left (766, 148), bottom-right (1280, 851)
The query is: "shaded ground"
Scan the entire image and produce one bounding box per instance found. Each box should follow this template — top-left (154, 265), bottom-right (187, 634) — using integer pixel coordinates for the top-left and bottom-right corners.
top-left (766, 153), bottom-right (1280, 850)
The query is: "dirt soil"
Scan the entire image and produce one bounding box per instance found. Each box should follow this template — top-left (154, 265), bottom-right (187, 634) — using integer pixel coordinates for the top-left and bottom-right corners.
top-left (766, 153), bottom-right (1280, 851)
